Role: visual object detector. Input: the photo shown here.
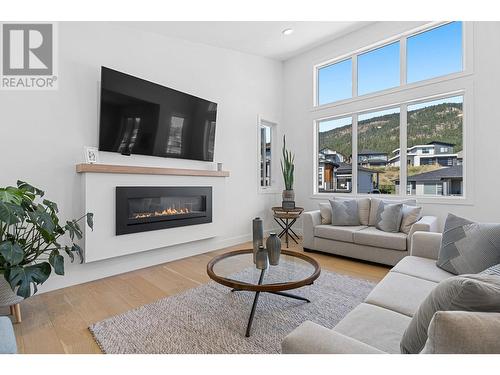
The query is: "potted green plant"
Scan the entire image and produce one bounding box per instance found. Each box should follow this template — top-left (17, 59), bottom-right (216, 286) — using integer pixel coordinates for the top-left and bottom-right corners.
top-left (0, 181), bottom-right (93, 300)
top-left (281, 135), bottom-right (295, 207)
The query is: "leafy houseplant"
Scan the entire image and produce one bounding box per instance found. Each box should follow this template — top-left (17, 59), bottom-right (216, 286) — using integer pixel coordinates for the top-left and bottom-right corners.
top-left (0, 181), bottom-right (93, 298)
top-left (280, 135), bottom-right (295, 205)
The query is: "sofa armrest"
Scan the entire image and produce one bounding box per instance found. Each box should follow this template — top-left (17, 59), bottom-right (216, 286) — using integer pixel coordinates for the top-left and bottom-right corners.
top-left (408, 216), bottom-right (438, 238)
top-left (282, 321), bottom-right (384, 354)
top-left (410, 231), bottom-right (442, 260)
top-left (421, 311), bottom-right (500, 354)
top-left (302, 210), bottom-right (321, 249)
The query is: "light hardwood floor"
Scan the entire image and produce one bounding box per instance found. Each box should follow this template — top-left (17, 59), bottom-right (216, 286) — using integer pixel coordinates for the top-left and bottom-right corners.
top-left (0, 239), bottom-right (390, 354)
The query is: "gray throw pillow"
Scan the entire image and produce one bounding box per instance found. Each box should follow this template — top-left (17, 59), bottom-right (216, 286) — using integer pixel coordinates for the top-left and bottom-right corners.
top-left (329, 199), bottom-right (360, 226)
top-left (375, 202), bottom-right (403, 233)
top-left (437, 213), bottom-right (500, 275)
top-left (400, 274), bottom-right (500, 354)
top-left (480, 263), bottom-right (500, 276)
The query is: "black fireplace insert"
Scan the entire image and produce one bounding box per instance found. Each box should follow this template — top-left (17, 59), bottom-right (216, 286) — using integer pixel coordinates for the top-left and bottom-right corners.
top-left (116, 186), bottom-right (212, 235)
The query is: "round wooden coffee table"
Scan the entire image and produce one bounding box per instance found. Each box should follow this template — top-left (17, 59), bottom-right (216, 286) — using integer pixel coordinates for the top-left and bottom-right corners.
top-left (207, 249), bottom-right (321, 337)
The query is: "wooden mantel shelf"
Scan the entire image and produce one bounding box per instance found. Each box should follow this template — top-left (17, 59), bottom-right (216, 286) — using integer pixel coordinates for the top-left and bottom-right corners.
top-left (76, 163), bottom-right (230, 177)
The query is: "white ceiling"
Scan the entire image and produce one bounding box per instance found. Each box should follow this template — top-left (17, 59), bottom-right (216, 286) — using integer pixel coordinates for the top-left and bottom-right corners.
top-left (117, 21), bottom-right (371, 61)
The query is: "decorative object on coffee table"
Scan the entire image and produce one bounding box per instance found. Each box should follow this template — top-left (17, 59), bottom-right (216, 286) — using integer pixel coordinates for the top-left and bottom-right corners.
top-left (272, 206), bottom-right (304, 248)
top-left (207, 249), bottom-right (321, 337)
top-left (255, 246), bottom-right (269, 270)
top-left (266, 232), bottom-right (281, 265)
top-left (281, 135), bottom-right (295, 209)
top-left (252, 217), bottom-right (264, 263)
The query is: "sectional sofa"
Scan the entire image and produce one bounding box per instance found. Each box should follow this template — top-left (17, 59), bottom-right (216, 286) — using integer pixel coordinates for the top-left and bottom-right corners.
top-left (282, 231), bottom-right (500, 354)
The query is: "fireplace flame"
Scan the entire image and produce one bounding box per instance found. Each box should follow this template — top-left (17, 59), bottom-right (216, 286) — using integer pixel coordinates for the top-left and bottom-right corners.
top-left (132, 207), bottom-right (190, 219)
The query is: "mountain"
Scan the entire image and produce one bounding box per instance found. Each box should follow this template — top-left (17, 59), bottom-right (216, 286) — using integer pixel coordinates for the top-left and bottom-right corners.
top-left (319, 102), bottom-right (463, 158)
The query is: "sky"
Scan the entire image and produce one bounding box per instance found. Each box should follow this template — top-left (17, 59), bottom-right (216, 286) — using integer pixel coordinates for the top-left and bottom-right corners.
top-left (318, 22), bottom-right (463, 106)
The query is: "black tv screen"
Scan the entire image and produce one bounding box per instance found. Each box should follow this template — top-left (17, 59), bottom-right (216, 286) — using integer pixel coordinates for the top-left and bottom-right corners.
top-left (98, 67), bottom-right (217, 162)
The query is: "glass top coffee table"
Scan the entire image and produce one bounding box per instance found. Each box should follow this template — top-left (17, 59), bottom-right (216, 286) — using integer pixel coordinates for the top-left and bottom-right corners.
top-left (207, 249), bottom-right (321, 337)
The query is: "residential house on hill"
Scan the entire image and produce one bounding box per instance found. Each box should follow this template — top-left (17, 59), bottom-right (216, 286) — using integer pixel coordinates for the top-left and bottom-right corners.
top-left (395, 165), bottom-right (463, 196)
top-left (388, 141), bottom-right (460, 167)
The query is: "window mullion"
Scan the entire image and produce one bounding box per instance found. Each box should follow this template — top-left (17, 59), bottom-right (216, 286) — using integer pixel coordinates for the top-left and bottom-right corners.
top-left (400, 104), bottom-right (408, 196)
top-left (400, 36), bottom-right (407, 86)
top-left (352, 113), bottom-right (358, 195)
top-left (352, 55), bottom-right (358, 98)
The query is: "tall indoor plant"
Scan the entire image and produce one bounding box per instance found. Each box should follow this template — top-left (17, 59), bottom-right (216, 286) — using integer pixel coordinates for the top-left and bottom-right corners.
top-left (0, 180), bottom-right (93, 299)
top-left (281, 135), bottom-right (295, 206)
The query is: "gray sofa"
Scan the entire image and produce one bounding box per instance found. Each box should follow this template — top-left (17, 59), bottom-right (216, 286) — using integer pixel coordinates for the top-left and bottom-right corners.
top-left (0, 316), bottom-right (17, 354)
top-left (303, 200), bottom-right (438, 266)
top-left (282, 231), bottom-right (500, 354)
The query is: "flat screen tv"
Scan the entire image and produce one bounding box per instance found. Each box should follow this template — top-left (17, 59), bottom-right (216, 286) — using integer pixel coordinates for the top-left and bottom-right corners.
top-left (99, 67), bottom-right (217, 162)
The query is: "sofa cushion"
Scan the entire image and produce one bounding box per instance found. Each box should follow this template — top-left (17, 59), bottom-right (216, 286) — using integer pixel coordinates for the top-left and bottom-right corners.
top-left (375, 202), bottom-right (403, 233)
top-left (314, 225), bottom-right (368, 243)
top-left (365, 272), bottom-right (437, 317)
top-left (437, 213), bottom-right (500, 275)
top-left (480, 263), bottom-right (500, 276)
top-left (333, 303), bottom-right (411, 354)
top-left (392, 256), bottom-right (453, 283)
top-left (319, 203), bottom-right (332, 224)
top-left (400, 274), bottom-right (500, 354)
top-left (369, 198), bottom-right (416, 226)
top-left (327, 197), bottom-right (370, 225)
top-left (353, 227), bottom-right (407, 251)
top-left (330, 199), bottom-right (360, 226)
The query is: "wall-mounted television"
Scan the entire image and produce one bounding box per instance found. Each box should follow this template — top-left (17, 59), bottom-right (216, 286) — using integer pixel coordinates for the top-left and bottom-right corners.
top-left (98, 67), bottom-right (217, 162)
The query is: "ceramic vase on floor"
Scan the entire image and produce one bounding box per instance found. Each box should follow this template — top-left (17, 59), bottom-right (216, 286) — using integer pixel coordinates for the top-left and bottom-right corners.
top-left (266, 232), bottom-right (281, 265)
top-left (252, 217), bottom-right (263, 264)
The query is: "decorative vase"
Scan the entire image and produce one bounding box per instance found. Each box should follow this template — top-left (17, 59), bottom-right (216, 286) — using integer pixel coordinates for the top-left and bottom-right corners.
top-left (255, 246), bottom-right (268, 270)
top-left (252, 217), bottom-right (264, 264)
top-left (266, 232), bottom-right (281, 266)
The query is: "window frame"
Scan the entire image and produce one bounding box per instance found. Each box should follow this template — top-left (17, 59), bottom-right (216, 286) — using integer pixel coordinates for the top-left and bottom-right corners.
top-left (310, 22), bottom-right (474, 205)
top-left (257, 116), bottom-right (279, 194)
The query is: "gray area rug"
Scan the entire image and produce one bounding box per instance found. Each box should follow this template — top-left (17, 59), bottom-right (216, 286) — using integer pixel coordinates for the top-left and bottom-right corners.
top-left (89, 263), bottom-right (375, 354)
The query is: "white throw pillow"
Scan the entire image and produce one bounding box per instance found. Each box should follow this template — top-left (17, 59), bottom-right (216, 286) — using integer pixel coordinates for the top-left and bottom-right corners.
top-left (400, 205), bottom-right (423, 234)
top-left (319, 203), bottom-right (332, 224)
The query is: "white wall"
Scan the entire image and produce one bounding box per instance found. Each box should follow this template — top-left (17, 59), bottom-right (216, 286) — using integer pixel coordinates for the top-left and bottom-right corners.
top-left (0, 22), bottom-right (282, 292)
top-left (282, 21), bottom-right (500, 228)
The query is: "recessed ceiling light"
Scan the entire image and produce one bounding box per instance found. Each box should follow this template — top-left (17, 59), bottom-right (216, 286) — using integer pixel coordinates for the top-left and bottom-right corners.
top-left (282, 28), bottom-right (294, 36)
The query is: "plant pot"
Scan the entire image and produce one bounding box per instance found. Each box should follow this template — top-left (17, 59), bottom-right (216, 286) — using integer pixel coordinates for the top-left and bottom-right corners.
top-left (282, 189), bottom-right (295, 202)
top-left (266, 233), bottom-right (281, 266)
top-left (0, 276), bottom-right (23, 308)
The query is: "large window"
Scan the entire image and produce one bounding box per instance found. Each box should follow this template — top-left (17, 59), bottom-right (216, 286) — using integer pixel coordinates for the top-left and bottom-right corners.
top-left (407, 22), bottom-right (463, 83)
top-left (316, 22), bottom-right (463, 107)
top-left (314, 22), bottom-right (468, 199)
top-left (357, 107), bottom-right (400, 194)
top-left (406, 95), bottom-right (463, 197)
top-left (317, 117), bottom-right (352, 193)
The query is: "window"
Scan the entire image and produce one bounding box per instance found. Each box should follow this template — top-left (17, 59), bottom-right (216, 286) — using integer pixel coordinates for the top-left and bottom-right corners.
top-left (316, 22), bottom-right (464, 106)
top-left (317, 116), bottom-right (352, 192)
top-left (259, 119), bottom-right (277, 189)
top-left (358, 42), bottom-right (400, 96)
top-left (407, 22), bottom-right (463, 83)
top-left (407, 95), bottom-right (463, 197)
top-left (357, 107), bottom-right (400, 194)
top-left (317, 59), bottom-right (352, 105)
top-left (166, 116), bottom-right (184, 155)
top-left (314, 22), bottom-right (468, 200)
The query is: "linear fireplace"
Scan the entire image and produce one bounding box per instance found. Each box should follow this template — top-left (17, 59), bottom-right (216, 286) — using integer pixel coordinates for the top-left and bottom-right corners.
top-left (116, 186), bottom-right (212, 235)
